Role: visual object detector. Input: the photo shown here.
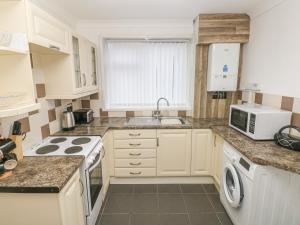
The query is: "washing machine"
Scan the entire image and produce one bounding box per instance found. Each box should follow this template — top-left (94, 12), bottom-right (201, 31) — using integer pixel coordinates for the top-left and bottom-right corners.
top-left (220, 142), bottom-right (258, 225)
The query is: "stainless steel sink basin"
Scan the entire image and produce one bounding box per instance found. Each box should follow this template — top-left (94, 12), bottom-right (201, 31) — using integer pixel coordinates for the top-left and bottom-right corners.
top-left (126, 117), bottom-right (186, 126)
top-left (160, 117), bottom-right (184, 125)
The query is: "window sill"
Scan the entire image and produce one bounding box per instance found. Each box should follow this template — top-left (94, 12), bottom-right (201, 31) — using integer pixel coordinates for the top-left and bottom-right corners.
top-left (103, 106), bottom-right (192, 111)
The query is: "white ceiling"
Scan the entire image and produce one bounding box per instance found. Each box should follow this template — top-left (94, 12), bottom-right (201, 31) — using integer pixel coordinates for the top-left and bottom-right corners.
top-left (44, 0), bottom-right (261, 20)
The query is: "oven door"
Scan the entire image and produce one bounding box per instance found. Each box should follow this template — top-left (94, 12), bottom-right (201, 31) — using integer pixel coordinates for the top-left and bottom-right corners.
top-left (85, 149), bottom-right (104, 223)
top-left (230, 108), bottom-right (249, 132)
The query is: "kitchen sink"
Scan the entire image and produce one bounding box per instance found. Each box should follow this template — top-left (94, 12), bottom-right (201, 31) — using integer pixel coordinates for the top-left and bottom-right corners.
top-left (126, 117), bottom-right (186, 126)
top-left (160, 117), bottom-right (185, 125)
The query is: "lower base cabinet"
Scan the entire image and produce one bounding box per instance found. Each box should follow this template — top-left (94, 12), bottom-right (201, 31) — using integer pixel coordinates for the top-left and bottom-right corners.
top-left (157, 129), bottom-right (192, 176)
top-left (0, 170), bottom-right (85, 225)
top-left (191, 129), bottom-right (213, 176)
top-left (212, 134), bottom-right (224, 187)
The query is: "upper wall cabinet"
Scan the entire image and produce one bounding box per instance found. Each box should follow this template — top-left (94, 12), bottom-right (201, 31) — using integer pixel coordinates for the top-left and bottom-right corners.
top-left (194, 14), bottom-right (250, 44)
top-left (26, 1), bottom-right (71, 54)
top-left (0, 32), bottom-right (29, 55)
top-left (40, 33), bottom-right (99, 99)
top-left (0, 0), bottom-right (40, 118)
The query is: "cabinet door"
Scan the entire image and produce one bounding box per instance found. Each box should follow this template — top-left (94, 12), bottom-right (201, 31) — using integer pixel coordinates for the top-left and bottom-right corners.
top-left (212, 134), bottom-right (224, 187)
top-left (26, 2), bottom-right (70, 54)
top-left (157, 129), bottom-right (192, 176)
top-left (102, 134), bottom-right (110, 198)
top-left (59, 170), bottom-right (85, 225)
top-left (191, 130), bottom-right (212, 176)
top-left (87, 44), bottom-right (98, 89)
top-left (72, 36), bottom-right (83, 91)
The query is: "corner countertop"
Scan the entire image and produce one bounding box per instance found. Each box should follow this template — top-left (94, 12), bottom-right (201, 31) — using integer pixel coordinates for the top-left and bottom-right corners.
top-left (0, 156), bottom-right (84, 193)
top-left (212, 126), bottom-right (300, 175)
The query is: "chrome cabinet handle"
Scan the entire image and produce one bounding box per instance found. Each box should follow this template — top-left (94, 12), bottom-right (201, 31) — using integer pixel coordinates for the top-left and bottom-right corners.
top-left (129, 162), bottom-right (141, 166)
top-left (130, 171), bottom-right (142, 175)
top-left (82, 73), bottom-right (87, 86)
top-left (79, 179), bottom-right (84, 196)
top-left (129, 143), bottom-right (141, 147)
top-left (49, 44), bottom-right (60, 51)
top-left (129, 133), bottom-right (141, 137)
top-left (129, 153), bottom-right (142, 156)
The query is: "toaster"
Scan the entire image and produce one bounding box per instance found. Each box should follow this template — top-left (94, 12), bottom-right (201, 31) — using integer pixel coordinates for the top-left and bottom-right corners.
top-left (73, 109), bottom-right (94, 124)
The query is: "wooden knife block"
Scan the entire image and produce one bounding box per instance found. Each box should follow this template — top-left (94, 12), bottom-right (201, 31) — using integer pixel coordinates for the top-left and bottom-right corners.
top-left (9, 135), bottom-right (23, 161)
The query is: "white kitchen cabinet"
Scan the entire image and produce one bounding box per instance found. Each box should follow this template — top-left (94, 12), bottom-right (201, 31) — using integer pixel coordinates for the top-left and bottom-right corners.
top-left (113, 129), bottom-right (157, 178)
top-left (0, 0), bottom-right (40, 117)
top-left (59, 171), bottom-right (85, 225)
top-left (191, 129), bottom-right (213, 176)
top-left (157, 129), bottom-right (192, 176)
top-left (26, 1), bottom-right (71, 54)
top-left (0, 170), bottom-right (85, 225)
top-left (212, 134), bottom-right (224, 187)
top-left (39, 33), bottom-right (99, 99)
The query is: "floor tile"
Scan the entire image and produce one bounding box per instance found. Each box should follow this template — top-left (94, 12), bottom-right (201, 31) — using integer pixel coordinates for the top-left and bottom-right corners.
top-left (183, 194), bottom-right (214, 213)
top-left (189, 213), bottom-right (221, 225)
top-left (159, 194), bottom-right (186, 213)
top-left (203, 184), bottom-right (218, 194)
top-left (158, 184), bottom-right (181, 194)
top-left (159, 214), bottom-right (190, 225)
top-left (217, 213), bottom-right (234, 225)
top-left (104, 194), bottom-right (133, 213)
top-left (180, 184), bottom-right (205, 193)
top-left (130, 213), bottom-right (160, 225)
top-left (207, 194), bottom-right (226, 213)
top-left (108, 184), bottom-right (134, 194)
top-left (134, 184), bottom-right (157, 194)
top-left (98, 214), bottom-right (130, 225)
top-left (132, 194), bottom-right (159, 213)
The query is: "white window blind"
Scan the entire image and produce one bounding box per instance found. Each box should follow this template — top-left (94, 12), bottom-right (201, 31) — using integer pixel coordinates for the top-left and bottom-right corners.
top-left (103, 39), bottom-right (192, 110)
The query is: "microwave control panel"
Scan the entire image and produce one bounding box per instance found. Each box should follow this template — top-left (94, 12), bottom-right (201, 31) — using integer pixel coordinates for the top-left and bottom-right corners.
top-left (249, 114), bottom-right (256, 134)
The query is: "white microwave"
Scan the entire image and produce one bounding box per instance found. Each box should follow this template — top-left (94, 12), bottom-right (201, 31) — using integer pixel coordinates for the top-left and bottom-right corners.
top-left (229, 104), bottom-right (292, 140)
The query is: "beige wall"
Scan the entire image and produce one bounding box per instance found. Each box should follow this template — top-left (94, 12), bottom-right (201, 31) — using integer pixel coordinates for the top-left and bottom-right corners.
top-left (241, 0), bottom-right (300, 98)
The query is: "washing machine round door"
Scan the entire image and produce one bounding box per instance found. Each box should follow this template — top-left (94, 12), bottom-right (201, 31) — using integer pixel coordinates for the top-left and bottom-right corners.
top-left (223, 163), bottom-right (244, 208)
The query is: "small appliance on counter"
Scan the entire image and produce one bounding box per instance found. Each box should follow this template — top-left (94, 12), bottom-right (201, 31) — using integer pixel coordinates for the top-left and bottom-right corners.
top-left (61, 104), bottom-right (75, 131)
top-left (274, 125), bottom-right (300, 151)
top-left (229, 104), bottom-right (292, 140)
top-left (73, 109), bottom-right (94, 124)
top-left (0, 138), bottom-right (18, 175)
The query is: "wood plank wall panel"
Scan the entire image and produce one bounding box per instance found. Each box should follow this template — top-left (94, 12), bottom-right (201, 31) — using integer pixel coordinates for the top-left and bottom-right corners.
top-left (196, 13), bottom-right (250, 44)
top-left (193, 14), bottom-right (249, 119)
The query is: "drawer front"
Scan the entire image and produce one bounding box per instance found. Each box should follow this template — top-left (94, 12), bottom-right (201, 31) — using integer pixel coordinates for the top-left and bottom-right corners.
top-left (114, 139), bottom-right (157, 149)
top-left (114, 130), bottom-right (156, 139)
top-left (115, 168), bottom-right (156, 177)
top-left (114, 149), bottom-right (156, 159)
top-left (115, 159), bottom-right (156, 168)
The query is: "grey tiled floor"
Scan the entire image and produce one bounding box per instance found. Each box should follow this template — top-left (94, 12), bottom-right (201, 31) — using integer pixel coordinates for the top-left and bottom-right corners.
top-left (97, 184), bottom-right (233, 225)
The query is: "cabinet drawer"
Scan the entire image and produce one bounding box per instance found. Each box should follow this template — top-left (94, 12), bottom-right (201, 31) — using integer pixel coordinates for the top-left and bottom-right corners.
top-left (115, 159), bottom-right (156, 168)
top-left (114, 149), bottom-right (156, 159)
top-left (115, 168), bottom-right (156, 177)
top-left (114, 130), bottom-right (156, 139)
top-left (114, 139), bottom-right (157, 149)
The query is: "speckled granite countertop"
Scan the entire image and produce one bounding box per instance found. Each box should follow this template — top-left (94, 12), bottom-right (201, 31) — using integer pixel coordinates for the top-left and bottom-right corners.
top-left (212, 126), bottom-right (300, 174)
top-left (0, 156), bottom-right (84, 193)
top-left (54, 117), bottom-right (228, 137)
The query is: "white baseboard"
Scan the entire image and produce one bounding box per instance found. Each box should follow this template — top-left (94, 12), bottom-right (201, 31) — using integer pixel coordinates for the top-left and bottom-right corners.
top-left (109, 176), bottom-right (214, 184)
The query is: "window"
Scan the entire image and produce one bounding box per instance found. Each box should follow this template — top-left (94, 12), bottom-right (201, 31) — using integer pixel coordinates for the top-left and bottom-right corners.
top-left (103, 39), bottom-right (192, 110)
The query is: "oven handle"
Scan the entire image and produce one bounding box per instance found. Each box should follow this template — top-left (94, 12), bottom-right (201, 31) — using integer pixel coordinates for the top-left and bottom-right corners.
top-left (88, 147), bottom-right (105, 172)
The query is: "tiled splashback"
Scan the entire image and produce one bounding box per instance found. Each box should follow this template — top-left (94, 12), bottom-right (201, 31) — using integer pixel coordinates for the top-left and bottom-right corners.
top-left (240, 91), bottom-right (300, 136)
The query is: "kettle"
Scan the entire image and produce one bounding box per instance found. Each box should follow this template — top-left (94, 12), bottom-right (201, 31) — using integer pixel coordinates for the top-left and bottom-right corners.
top-left (61, 104), bottom-right (75, 131)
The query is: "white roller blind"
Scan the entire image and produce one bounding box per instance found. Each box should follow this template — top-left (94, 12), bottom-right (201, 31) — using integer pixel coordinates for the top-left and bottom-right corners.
top-left (103, 39), bottom-right (192, 109)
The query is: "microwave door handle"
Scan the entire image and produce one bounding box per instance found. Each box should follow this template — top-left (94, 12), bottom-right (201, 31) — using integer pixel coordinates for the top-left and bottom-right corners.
top-left (88, 153), bottom-right (102, 172)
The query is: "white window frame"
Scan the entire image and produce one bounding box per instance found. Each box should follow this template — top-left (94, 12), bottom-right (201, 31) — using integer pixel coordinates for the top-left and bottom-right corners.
top-left (100, 37), bottom-right (195, 111)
